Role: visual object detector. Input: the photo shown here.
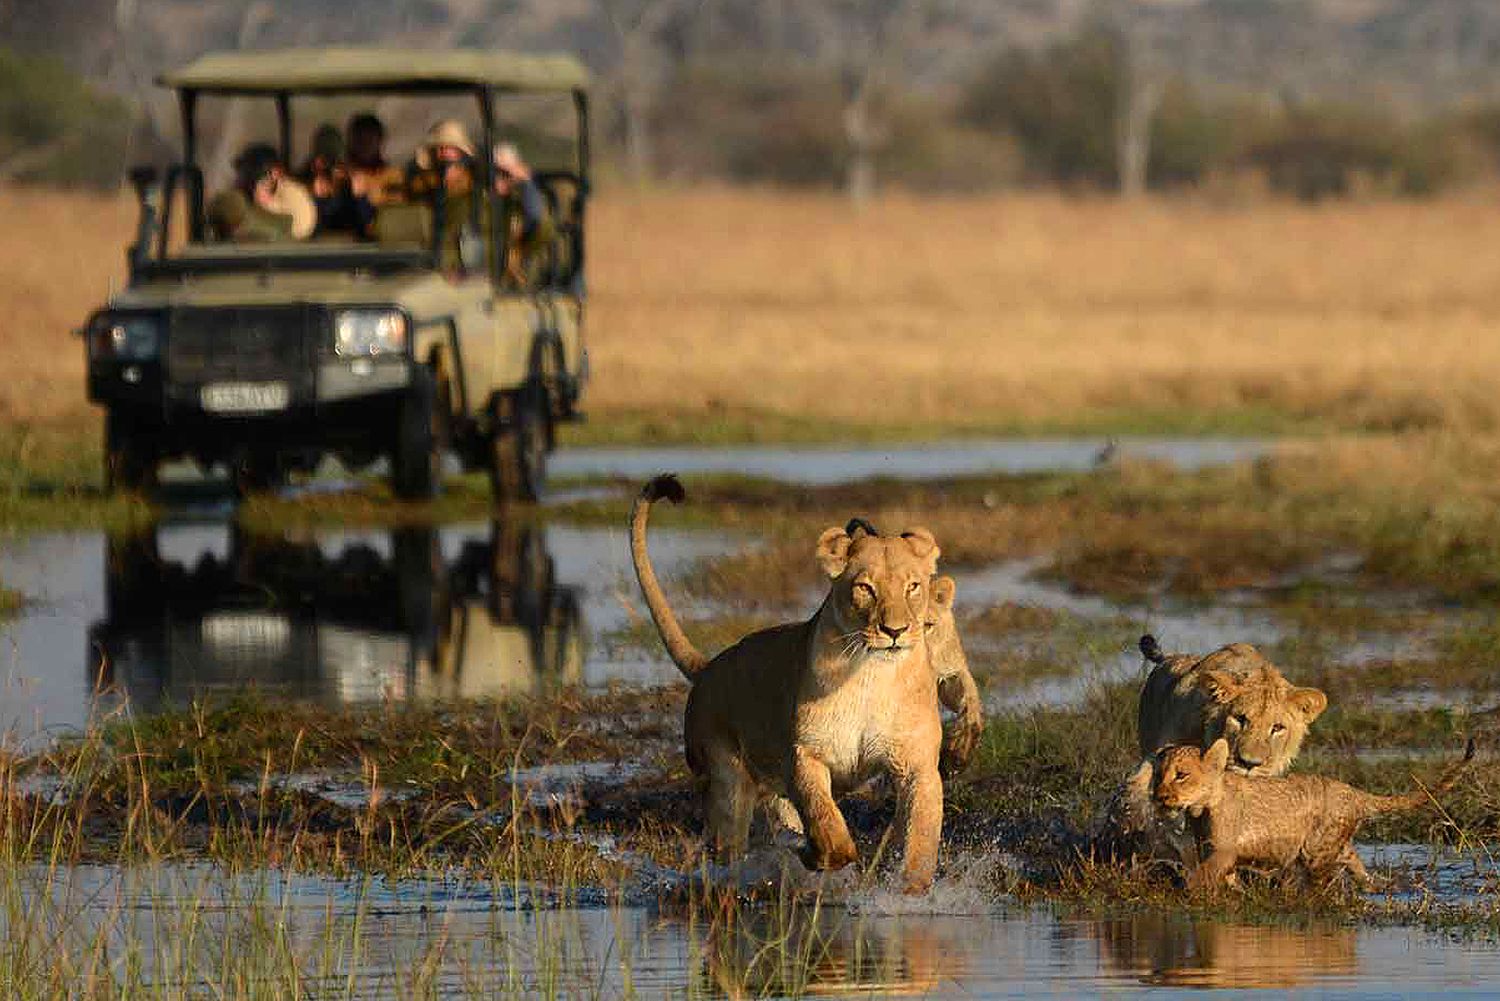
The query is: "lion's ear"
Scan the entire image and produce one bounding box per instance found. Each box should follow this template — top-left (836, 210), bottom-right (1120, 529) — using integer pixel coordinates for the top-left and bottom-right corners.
top-left (1203, 738), bottom-right (1230, 774)
top-left (930, 575), bottom-right (956, 612)
top-left (1289, 686), bottom-right (1328, 722)
top-left (899, 528), bottom-right (941, 574)
top-left (816, 527), bottom-right (853, 579)
top-left (1201, 669), bottom-right (1241, 703)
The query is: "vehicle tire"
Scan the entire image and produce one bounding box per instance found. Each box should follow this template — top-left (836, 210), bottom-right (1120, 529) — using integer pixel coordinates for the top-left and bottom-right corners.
top-left (394, 527), bottom-right (450, 666)
top-left (391, 367), bottom-right (444, 500)
top-left (104, 413), bottom-right (158, 494)
top-left (487, 381), bottom-right (549, 503)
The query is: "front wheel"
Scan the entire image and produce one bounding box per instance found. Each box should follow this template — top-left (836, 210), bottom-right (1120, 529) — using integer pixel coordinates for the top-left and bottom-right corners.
top-left (391, 368), bottom-right (444, 500)
top-left (487, 383), bottom-right (550, 504)
top-left (104, 413), bottom-right (158, 494)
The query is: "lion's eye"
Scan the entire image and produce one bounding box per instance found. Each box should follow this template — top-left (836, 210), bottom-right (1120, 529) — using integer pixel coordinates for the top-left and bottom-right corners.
top-left (1270, 723), bottom-right (1286, 736)
top-left (907, 581), bottom-right (921, 594)
top-left (1174, 771), bottom-right (1187, 781)
top-left (1232, 714), bottom-right (1248, 727)
top-left (854, 582), bottom-right (875, 599)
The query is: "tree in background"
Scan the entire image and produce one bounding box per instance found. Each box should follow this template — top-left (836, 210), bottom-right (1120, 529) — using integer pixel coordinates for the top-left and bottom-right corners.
top-left (0, 48), bottom-right (132, 186)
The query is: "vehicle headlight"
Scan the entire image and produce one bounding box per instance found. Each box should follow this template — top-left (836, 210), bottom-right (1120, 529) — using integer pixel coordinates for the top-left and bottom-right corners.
top-left (88, 313), bottom-right (160, 361)
top-left (334, 309), bottom-right (408, 357)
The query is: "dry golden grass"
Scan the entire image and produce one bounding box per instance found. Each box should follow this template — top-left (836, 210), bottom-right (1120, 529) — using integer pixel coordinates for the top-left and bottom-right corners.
top-left (8, 183), bottom-right (1500, 435)
top-left (2, 187), bottom-right (135, 424)
top-left (589, 188), bottom-right (1500, 435)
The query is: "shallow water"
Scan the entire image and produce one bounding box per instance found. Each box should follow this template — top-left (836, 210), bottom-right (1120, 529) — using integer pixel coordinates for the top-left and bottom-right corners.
top-left (552, 436), bottom-right (1271, 485)
top-left (0, 521), bottom-right (739, 738)
top-left (7, 862), bottom-right (1497, 998)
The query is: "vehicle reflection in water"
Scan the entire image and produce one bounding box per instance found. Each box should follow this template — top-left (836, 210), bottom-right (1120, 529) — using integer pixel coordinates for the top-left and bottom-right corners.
top-left (88, 522), bottom-right (584, 711)
top-left (1091, 911), bottom-right (1359, 989)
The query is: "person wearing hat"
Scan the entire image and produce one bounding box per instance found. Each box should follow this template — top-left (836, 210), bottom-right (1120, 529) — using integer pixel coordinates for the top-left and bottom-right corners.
top-left (207, 142), bottom-right (316, 242)
top-left (402, 120), bottom-right (484, 271)
top-left (406, 119), bottom-right (478, 202)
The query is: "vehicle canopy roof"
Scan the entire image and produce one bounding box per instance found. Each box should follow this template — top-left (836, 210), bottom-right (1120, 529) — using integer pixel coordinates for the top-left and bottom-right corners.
top-left (159, 47), bottom-right (589, 95)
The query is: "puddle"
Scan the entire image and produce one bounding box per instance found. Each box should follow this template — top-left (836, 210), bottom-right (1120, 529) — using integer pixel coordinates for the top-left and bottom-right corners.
top-left (5, 861), bottom-right (1498, 997)
top-left (0, 521), bottom-right (742, 738)
top-left (952, 559), bottom-right (1285, 711)
top-left (551, 436), bottom-right (1272, 486)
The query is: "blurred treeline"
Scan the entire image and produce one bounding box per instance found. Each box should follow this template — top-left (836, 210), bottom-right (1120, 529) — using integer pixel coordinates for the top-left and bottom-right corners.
top-left (9, 0), bottom-right (1500, 201)
top-left (654, 31), bottom-right (1500, 201)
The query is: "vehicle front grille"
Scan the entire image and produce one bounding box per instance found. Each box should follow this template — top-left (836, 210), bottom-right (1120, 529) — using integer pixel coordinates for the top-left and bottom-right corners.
top-left (167, 306), bottom-right (319, 385)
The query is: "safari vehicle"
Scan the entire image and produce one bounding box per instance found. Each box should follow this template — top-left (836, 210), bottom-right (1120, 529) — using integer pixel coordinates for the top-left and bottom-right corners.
top-left (90, 522), bottom-right (584, 709)
top-left (83, 49), bottom-right (590, 500)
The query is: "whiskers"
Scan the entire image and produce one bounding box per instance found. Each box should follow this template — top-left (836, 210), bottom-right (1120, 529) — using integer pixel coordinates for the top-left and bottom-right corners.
top-left (835, 629), bottom-right (870, 661)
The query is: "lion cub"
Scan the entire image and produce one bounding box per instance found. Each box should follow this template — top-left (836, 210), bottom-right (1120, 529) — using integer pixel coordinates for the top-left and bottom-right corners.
top-left (631, 476), bottom-right (948, 893)
top-left (1152, 737), bottom-right (1475, 891)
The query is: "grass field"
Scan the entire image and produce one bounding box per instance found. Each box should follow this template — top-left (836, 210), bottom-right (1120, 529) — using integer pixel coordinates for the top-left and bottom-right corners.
top-left (10, 184), bottom-right (1500, 441)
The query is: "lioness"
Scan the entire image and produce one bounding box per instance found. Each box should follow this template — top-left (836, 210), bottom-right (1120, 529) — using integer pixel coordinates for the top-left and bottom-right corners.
top-left (844, 517), bottom-right (983, 777)
top-left (630, 475), bottom-right (945, 893)
top-left (1153, 737), bottom-right (1475, 891)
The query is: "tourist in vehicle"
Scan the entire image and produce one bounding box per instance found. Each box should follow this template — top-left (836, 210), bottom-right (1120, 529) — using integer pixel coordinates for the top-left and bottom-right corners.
top-left (405, 120), bottom-right (483, 271)
top-left (346, 112), bottom-right (405, 209)
top-left (407, 119), bottom-right (477, 201)
top-left (207, 143), bottom-right (316, 242)
top-left (298, 124), bottom-right (358, 235)
top-left (492, 143), bottom-right (546, 240)
top-left (493, 142), bottom-right (555, 284)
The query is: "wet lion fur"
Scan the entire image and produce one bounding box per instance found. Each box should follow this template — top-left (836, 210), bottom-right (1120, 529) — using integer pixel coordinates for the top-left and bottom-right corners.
top-left (630, 474), bottom-right (948, 893)
top-left (1153, 737), bottom-right (1476, 890)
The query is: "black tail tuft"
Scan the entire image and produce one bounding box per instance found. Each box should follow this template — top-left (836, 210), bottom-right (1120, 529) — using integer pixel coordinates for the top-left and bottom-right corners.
top-left (845, 517), bottom-right (879, 539)
top-left (641, 474), bottom-right (686, 505)
top-left (1139, 634), bottom-right (1165, 664)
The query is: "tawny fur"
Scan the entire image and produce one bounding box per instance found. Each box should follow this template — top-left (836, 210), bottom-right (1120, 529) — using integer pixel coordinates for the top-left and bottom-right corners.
top-left (1111, 636), bottom-right (1330, 863)
top-left (1138, 637), bottom-right (1328, 774)
top-left (1152, 737), bottom-right (1475, 891)
top-left (926, 575), bottom-right (983, 778)
top-left (630, 475), bottom-right (947, 893)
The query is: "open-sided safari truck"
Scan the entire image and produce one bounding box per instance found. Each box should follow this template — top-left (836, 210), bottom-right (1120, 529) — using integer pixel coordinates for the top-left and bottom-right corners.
top-left (84, 49), bottom-right (590, 501)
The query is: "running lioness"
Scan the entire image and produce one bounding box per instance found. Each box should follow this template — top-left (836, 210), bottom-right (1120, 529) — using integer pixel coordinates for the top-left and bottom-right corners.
top-left (630, 475), bottom-right (946, 893)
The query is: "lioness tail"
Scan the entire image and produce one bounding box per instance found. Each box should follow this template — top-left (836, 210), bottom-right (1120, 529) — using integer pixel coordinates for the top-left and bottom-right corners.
top-left (629, 474), bottom-right (708, 678)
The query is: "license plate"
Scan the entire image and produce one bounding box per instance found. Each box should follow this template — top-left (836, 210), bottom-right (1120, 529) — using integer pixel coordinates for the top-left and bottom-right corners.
top-left (201, 613), bottom-right (291, 653)
top-left (201, 382), bottom-right (289, 413)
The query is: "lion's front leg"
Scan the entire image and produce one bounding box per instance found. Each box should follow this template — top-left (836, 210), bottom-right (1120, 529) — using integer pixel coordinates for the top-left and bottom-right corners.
top-left (894, 763), bottom-right (943, 894)
top-left (938, 671), bottom-right (983, 778)
top-left (791, 748), bottom-right (857, 872)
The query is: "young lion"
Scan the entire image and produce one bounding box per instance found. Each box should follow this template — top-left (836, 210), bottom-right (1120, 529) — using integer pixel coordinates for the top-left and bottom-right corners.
top-left (1152, 737), bottom-right (1476, 891)
top-left (927, 575), bottom-right (984, 778)
top-left (1110, 636), bottom-right (1330, 860)
top-left (631, 476), bottom-right (947, 893)
top-left (1137, 635), bottom-right (1327, 774)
